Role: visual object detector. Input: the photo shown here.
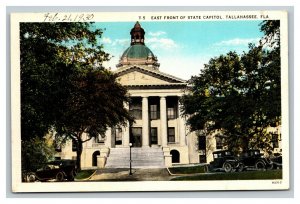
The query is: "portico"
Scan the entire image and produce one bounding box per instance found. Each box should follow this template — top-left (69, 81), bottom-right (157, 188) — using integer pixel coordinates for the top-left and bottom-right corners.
top-left (111, 94), bottom-right (187, 149)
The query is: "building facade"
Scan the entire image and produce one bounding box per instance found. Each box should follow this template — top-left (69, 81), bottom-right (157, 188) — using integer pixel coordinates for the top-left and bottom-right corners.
top-left (55, 22), bottom-right (282, 169)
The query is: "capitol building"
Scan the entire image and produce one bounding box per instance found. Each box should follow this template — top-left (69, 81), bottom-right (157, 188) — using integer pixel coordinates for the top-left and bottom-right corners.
top-left (55, 22), bottom-right (282, 169)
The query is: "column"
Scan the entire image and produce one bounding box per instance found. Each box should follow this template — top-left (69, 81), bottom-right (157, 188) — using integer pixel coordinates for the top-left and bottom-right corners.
top-left (123, 102), bottom-right (130, 147)
top-left (105, 128), bottom-right (112, 148)
top-left (178, 100), bottom-right (187, 146)
top-left (160, 96), bottom-right (168, 146)
top-left (142, 97), bottom-right (149, 147)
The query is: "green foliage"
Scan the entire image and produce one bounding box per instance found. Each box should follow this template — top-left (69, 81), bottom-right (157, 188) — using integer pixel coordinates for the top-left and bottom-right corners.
top-left (20, 22), bottom-right (133, 170)
top-left (20, 22), bottom-right (108, 141)
top-left (21, 137), bottom-right (55, 171)
top-left (181, 20), bottom-right (281, 153)
top-left (75, 170), bottom-right (96, 180)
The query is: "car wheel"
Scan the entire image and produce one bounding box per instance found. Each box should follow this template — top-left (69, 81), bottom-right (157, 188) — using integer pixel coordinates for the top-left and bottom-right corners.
top-left (207, 165), bottom-right (214, 172)
top-left (255, 161), bottom-right (266, 170)
top-left (56, 172), bottom-right (65, 182)
top-left (27, 173), bottom-right (36, 182)
top-left (67, 170), bottom-right (76, 181)
top-left (266, 160), bottom-right (274, 170)
top-left (237, 163), bottom-right (245, 172)
top-left (223, 162), bottom-right (233, 173)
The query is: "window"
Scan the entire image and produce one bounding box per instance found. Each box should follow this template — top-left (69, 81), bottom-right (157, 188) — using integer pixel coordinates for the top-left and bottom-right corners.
top-left (95, 134), bottom-right (105, 143)
top-left (54, 142), bottom-right (61, 152)
top-left (168, 127), bottom-right (175, 143)
top-left (216, 136), bottom-right (224, 149)
top-left (167, 107), bottom-right (175, 119)
top-left (151, 128), bottom-right (158, 144)
top-left (198, 136), bottom-right (206, 150)
top-left (150, 105), bottom-right (158, 119)
top-left (129, 98), bottom-right (142, 119)
top-left (167, 97), bottom-right (178, 119)
top-left (115, 128), bottom-right (122, 145)
top-left (272, 133), bottom-right (279, 149)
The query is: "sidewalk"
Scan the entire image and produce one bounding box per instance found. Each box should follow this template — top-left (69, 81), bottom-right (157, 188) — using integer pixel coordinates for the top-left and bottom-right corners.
top-left (88, 168), bottom-right (175, 181)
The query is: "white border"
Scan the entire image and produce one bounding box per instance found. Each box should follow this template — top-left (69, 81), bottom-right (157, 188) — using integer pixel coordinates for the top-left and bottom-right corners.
top-left (10, 10), bottom-right (289, 193)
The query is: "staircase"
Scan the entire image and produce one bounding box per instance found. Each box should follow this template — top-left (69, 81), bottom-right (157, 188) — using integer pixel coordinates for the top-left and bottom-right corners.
top-left (105, 147), bottom-right (165, 168)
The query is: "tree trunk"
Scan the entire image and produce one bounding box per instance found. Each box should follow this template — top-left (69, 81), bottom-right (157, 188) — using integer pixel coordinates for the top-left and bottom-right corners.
top-left (241, 136), bottom-right (249, 152)
top-left (76, 139), bottom-right (83, 171)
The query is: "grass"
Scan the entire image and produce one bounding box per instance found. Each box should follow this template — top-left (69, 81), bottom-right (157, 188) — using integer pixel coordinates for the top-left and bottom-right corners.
top-left (171, 169), bottom-right (282, 181)
top-left (75, 170), bottom-right (95, 180)
top-left (168, 165), bottom-right (207, 174)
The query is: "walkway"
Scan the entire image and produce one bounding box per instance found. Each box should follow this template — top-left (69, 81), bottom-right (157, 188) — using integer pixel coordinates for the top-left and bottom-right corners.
top-left (88, 168), bottom-right (176, 181)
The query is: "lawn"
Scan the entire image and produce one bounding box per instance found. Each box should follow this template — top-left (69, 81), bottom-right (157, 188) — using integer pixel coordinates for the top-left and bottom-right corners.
top-left (171, 169), bottom-right (282, 181)
top-left (168, 165), bottom-right (207, 174)
top-left (75, 170), bottom-right (95, 180)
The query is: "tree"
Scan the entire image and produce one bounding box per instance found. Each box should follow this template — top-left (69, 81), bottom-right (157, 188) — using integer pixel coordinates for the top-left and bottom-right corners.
top-left (20, 22), bottom-right (108, 141)
top-left (21, 136), bottom-right (55, 172)
top-left (20, 22), bottom-right (133, 170)
top-left (54, 67), bottom-right (133, 170)
top-left (181, 20), bottom-right (281, 153)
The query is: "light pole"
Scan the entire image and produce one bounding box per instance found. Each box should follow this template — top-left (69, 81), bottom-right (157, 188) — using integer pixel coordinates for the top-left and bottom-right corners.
top-left (129, 143), bottom-right (132, 175)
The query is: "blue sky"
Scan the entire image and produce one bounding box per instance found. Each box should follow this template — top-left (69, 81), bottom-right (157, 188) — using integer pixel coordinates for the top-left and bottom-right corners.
top-left (93, 21), bottom-right (264, 80)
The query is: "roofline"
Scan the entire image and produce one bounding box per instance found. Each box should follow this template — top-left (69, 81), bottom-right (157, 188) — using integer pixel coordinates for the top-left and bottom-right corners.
top-left (115, 65), bottom-right (187, 83)
top-left (124, 83), bottom-right (188, 90)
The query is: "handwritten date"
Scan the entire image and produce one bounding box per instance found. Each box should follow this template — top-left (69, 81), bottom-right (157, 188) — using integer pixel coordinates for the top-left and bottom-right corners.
top-left (43, 13), bottom-right (94, 22)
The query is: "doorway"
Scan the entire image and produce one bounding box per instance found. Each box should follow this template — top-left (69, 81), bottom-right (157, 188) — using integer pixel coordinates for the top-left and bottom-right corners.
top-left (92, 151), bottom-right (100, 166)
top-left (170, 150), bottom-right (180, 163)
top-left (130, 127), bottom-right (142, 147)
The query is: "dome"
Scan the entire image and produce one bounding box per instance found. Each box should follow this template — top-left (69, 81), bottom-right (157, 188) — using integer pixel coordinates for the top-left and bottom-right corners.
top-left (121, 44), bottom-right (155, 59)
top-left (116, 22), bottom-right (160, 69)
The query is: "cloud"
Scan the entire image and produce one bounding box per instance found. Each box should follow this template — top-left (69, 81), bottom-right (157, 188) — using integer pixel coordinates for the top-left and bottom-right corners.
top-left (159, 55), bottom-right (209, 80)
top-left (214, 38), bottom-right (261, 47)
top-left (111, 38), bottom-right (130, 46)
top-left (147, 37), bottom-right (178, 50)
top-left (148, 31), bottom-right (166, 37)
top-left (102, 37), bottom-right (112, 44)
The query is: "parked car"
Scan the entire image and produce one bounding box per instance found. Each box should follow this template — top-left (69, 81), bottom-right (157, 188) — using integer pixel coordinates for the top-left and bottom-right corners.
top-left (33, 159), bottom-right (77, 182)
top-left (270, 153), bottom-right (282, 169)
top-left (208, 150), bottom-right (243, 173)
top-left (238, 150), bottom-right (273, 171)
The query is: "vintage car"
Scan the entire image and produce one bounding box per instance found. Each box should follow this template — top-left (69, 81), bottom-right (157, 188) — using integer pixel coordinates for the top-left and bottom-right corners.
top-left (33, 159), bottom-right (77, 182)
top-left (238, 150), bottom-right (273, 171)
top-left (270, 153), bottom-right (282, 169)
top-left (208, 150), bottom-right (243, 173)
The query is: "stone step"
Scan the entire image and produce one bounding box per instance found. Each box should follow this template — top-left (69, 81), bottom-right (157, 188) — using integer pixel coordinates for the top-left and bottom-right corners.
top-left (108, 153), bottom-right (164, 157)
top-left (106, 147), bottom-right (165, 168)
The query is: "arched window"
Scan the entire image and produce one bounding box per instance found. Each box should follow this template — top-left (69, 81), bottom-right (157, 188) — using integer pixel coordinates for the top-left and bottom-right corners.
top-left (92, 151), bottom-right (100, 166)
top-left (170, 150), bottom-right (180, 163)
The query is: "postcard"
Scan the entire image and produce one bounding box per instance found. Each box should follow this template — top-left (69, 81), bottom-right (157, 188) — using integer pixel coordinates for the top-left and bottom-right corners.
top-left (11, 10), bottom-right (289, 192)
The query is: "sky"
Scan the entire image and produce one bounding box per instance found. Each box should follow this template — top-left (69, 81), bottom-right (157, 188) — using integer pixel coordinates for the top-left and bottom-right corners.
top-left (93, 21), bottom-right (264, 80)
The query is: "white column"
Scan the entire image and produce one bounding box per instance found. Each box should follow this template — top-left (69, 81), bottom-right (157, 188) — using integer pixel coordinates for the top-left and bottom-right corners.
top-left (178, 100), bottom-right (186, 146)
top-left (105, 128), bottom-right (112, 148)
top-left (142, 97), bottom-right (149, 147)
top-left (160, 96), bottom-right (168, 146)
top-left (123, 102), bottom-right (130, 147)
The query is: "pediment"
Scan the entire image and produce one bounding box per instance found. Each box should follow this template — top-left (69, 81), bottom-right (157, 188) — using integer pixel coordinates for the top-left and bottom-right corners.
top-left (115, 66), bottom-right (186, 86)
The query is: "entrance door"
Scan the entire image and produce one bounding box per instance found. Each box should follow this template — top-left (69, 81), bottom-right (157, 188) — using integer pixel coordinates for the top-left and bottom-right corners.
top-left (92, 151), bottom-right (100, 166)
top-left (130, 127), bottom-right (142, 147)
